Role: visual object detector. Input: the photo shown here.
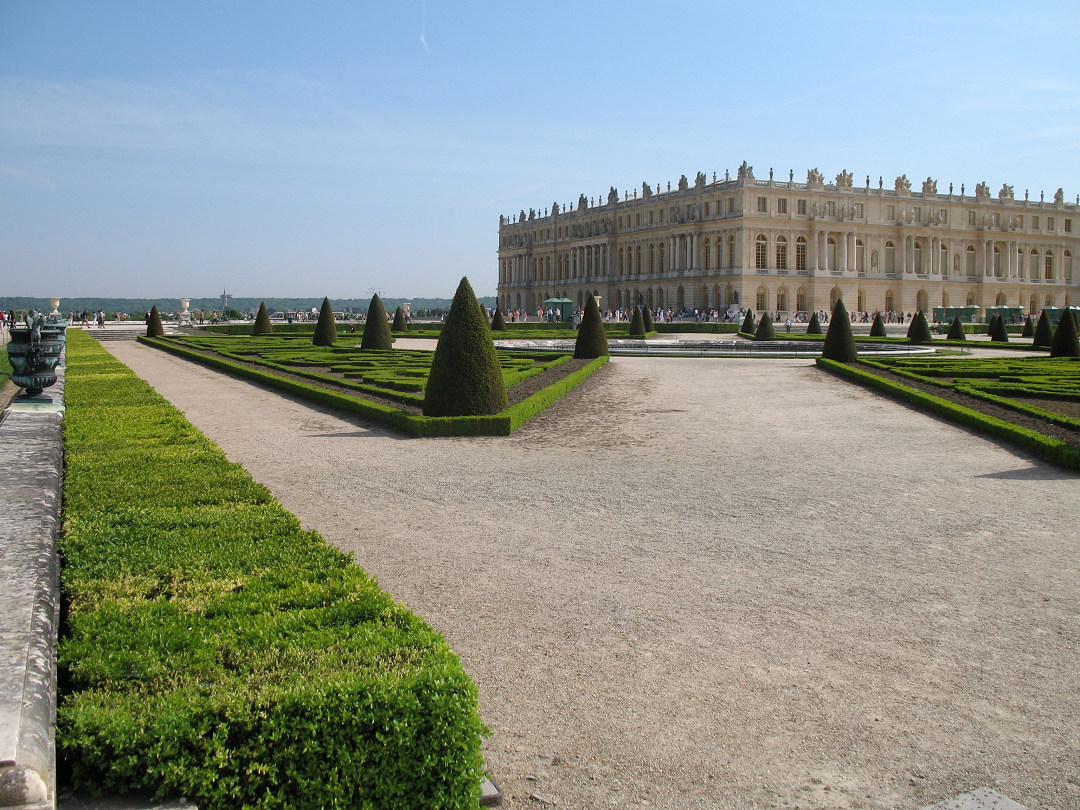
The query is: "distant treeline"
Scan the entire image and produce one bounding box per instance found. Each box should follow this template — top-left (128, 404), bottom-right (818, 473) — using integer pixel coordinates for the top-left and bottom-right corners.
top-left (0, 296), bottom-right (496, 317)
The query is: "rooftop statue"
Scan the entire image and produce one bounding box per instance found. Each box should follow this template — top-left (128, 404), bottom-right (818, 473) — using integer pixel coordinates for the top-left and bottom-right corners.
top-left (895, 174), bottom-right (911, 193)
top-left (998, 183), bottom-right (1014, 200)
top-left (1054, 187), bottom-right (1065, 204)
top-left (678, 174), bottom-right (689, 192)
top-left (695, 171), bottom-right (706, 189)
top-left (922, 177), bottom-right (937, 194)
top-left (835, 170), bottom-right (853, 188)
top-left (737, 161), bottom-right (754, 181)
top-left (608, 186), bottom-right (619, 205)
top-left (807, 168), bottom-right (824, 185)
top-left (641, 181), bottom-right (652, 199)
top-left (975, 181), bottom-right (991, 198)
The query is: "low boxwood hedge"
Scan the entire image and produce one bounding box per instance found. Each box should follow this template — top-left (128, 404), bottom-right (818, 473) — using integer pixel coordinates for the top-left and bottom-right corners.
top-left (59, 330), bottom-right (487, 808)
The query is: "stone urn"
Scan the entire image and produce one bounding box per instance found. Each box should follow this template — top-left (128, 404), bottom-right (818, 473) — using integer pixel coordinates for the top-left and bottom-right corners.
top-left (49, 297), bottom-right (61, 316)
top-left (7, 313), bottom-right (67, 397)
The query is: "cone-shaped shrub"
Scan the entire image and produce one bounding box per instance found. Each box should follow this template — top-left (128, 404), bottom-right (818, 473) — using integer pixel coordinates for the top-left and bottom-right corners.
top-left (869, 312), bottom-right (887, 337)
top-left (312, 297), bottom-right (337, 346)
top-left (146, 305), bottom-right (164, 337)
top-left (754, 311), bottom-right (777, 340)
top-left (392, 305), bottom-right (409, 332)
top-left (1032, 310), bottom-right (1054, 347)
top-left (423, 277), bottom-right (507, 417)
top-left (907, 310), bottom-right (932, 344)
top-left (629, 308), bottom-right (646, 337)
top-left (1021, 316), bottom-right (1035, 338)
top-left (574, 294), bottom-right (609, 359)
top-left (252, 301), bottom-right (273, 335)
top-left (806, 311), bottom-right (822, 335)
top-left (987, 313), bottom-right (1009, 343)
top-left (490, 308), bottom-right (507, 331)
top-left (1050, 309), bottom-right (1080, 357)
top-left (360, 294), bottom-right (392, 350)
top-left (946, 315), bottom-right (966, 341)
top-left (642, 306), bottom-right (655, 332)
top-left (822, 298), bottom-right (857, 362)
top-left (741, 309), bottom-right (755, 334)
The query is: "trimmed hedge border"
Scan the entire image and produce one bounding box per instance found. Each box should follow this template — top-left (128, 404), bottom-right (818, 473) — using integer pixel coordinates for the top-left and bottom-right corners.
top-left (816, 357), bottom-right (1080, 471)
top-left (59, 329), bottom-right (486, 809)
top-left (138, 336), bottom-right (607, 436)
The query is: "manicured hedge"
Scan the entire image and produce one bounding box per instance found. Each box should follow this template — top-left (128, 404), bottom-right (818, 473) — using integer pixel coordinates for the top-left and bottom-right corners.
top-left (59, 330), bottom-right (486, 809)
top-left (817, 356), bottom-right (1080, 471)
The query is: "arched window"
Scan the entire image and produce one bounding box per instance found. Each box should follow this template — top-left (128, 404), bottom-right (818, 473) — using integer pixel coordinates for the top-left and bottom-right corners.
top-left (885, 241), bottom-right (896, 274)
top-left (966, 292), bottom-right (976, 306)
top-left (700, 285), bottom-right (709, 309)
top-left (829, 286), bottom-right (842, 309)
top-left (658, 242), bottom-right (666, 272)
top-left (827, 236), bottom-right (837, 270)
top-left (857, 288), bottom-right (865, 312)
top-left (996, 292), bottom-right (1007, 306)
top-left (777, 287), bottom-right (788, 312)
top-left (917, 289), bottom-right (928, 312)
top-left (755, 235), bottom-right (768, 269)
top-left (756, 286), bottom-right (768, 311)
top-left (776, 236), bottom-right (788, 270)
top-left (1045, 250), bottom-right (1054, 280)
top-left (1030, 295), bottom-right (1037, 314)
top-left (635, 245), bottom-right (642, 275)
top-left (618, 248), bottom-right (625, 277)
top-left (796, 237), bottom-right (807, 272)
top-left (941, 290), bottom-right (949, 307)
top-left (856, 239), bottom-right (865, 274)
top-left (1029, 249), bottom-right (1038, 279)
top-left (649, 243), bottom-right (655, 273)
top-left (1046, 294), bottom-right (1055, 308)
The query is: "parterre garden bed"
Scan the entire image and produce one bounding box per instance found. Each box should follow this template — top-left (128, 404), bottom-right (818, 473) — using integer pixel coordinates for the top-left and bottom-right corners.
top-left (140, 333), bottom-right (607, 436)
top-left (59, 329), bottom-right (486, 809)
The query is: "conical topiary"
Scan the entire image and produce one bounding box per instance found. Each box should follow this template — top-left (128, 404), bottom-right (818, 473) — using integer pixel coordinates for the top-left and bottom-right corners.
top-left (741, 309), bottom-right (755, 334)
top-left (313, 297), bottom-right (337, 346)
top-left (907, 310), bottom-right (932, 344)
top-left (806, 311), bottom-right (822, 335)
top-left (1050, 309), bottom-right (1080, 357)
top-left (146, 304), bottom-right (164, 337)
top-left (360, 294), bottom-right (392, 350)
top-left (987, 313), bottom-right (1009, 343)
top-left (946, 315), bottom-right (966, 341)
top-left (1021, 316), bottom-right (1035, 338)
top-left (822, 298), bottom-right (857, 362)
top-left (491, 308), bottom-right (507, 331)
top-left (423, 277), bottom-right (507, 417)
top-left (391, 305), bottom-right (409, 332)
top-left (642, 306), bottom-right (655, 332)
top-left (869, 312), bottom-right (887, 337)
top-left (754, 311), bottom-right (777, 340)
top-left (574, 294), bottom-right (609, 359)
top-left (252, 301), bottom-right (273, 335)
top-left (1032, 310), bottom-right (1054, 347)
top-left (629, 308), bottom-right (646, 337)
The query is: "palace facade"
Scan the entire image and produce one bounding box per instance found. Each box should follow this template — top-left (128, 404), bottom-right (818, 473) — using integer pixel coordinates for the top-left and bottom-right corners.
top-left (496, 164), bottom-right (1079, 319)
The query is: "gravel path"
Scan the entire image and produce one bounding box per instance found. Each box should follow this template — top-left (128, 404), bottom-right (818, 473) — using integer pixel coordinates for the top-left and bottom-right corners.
top-left (103, 340), bottom-right (1080, 810)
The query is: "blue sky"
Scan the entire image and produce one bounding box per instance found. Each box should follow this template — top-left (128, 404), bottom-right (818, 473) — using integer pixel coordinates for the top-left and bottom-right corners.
top-left (2, 1), bottom-right (1078, 299)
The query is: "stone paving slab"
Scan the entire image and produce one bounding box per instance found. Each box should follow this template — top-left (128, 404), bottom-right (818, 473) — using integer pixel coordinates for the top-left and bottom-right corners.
top-left (0, 368), bottom-right (64, 809)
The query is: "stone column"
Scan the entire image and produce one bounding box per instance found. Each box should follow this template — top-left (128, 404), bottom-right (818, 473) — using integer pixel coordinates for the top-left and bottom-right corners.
top-left (810, 229), bottom-right (818, 272)
top-left (840, 232), bottom-right (848, 271)
top-left (694, 233), bottom-right (703, 272)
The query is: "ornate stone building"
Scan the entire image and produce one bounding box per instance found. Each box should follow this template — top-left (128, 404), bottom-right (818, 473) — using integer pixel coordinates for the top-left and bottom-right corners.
top-left (497, 163), bottom-right (1079, 319)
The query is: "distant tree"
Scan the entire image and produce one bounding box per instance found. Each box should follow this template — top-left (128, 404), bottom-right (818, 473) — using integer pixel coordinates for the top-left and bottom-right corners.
top-left (869, 312), bottom-right (887, 337)
top-left (1021, 315), bottom-right (1035, 338)
top-left (629, 308), bottom-right (646, 337)
top-left (642, 306), bottom-right (655, 332)
top-left (740, 309), bottom-right (755, 334)
top-left (1032, 310), bottom-right (1054, 348)
top-left (423, 277), bottom-right (507, 416)
top-left (574, 294), bottom-right (609, 359)
top-left (946, 315), bottom-right (966, 341)
top-left (490, 307), bottom-right (507, 331)
top-left (252, 301), bottom-right (273, 335)
top-left (312, 297), bottom-right (337, 346)
top-left (361, 294), bottom-right (392, 350)
top-left (754, 311), bottom-right (777, 340)
top-left (822, 298), bottom-right (857, 362)
top-left (1050, 309), bottom-right (1080, 357)
top-left (806, 311), bottom-right (822, 335)
top-left (907, 310), bottom-right (932, 344)
top-left (392, 305), bottom-right (409, 332)
top-left (987, 313), bottom-right (1010, 342)
top-left (145, 305), bottom-right (164, 338)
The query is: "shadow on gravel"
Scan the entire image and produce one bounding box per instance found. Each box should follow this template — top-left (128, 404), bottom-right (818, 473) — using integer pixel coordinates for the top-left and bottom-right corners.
top-left (975, 466), bottom-right (1079, 481)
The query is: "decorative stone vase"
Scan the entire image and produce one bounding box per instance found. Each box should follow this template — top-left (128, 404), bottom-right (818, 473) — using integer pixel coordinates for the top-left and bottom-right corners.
top-left (49, 297), bottom-right (61, 316)
top-left (7, 318), bottom-right (67, 397)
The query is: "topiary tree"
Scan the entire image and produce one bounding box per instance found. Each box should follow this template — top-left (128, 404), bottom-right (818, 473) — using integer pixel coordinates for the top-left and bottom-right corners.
top-left (1050, 309), bottom-right (1080, 357)
top-left (822, 298), bottom-right (857, 362)
top-left (574, 294), bottom-right (609, 359)
top-left (754, 311), bottom-right (776, 340)
top-left (987, 313), bottom-right (1009, 343)
top-left (146, 304), bottom-right (164, 337)
top-left (907, 310), bottom-right (932, 344)
top-left (490, 307), bottom-right (507, 331)
top-left (741, 308), bottom-right (755, 334)
top-left (313, 297), bottom-right (337, 346)
top-left (423, 277), bottom-right (507, 417)
top-left (642, 306), bottom-right (655, 332)
top-left (1021, 316), bottom-right (1035, 338)
top-left (252, 301), bottom-right (273, 335)
top-left (1032, 310), bottom-right (1054, 347)
top-left (391, 305), bottom-right (409, 332)
top-left (360, 294), bottom-right (392, 350)
top-left (946, 315), bottom-right (966, 341)
top-left (806, 311), bottom-right (822, 335)
top-left (629, 307), bottom-right (646, 337)
top-left (869, 312), bottom-right (887, 337)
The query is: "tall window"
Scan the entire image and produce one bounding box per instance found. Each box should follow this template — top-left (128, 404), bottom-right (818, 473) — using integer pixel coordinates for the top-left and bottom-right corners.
top-left (704, 238), bottom-right (711, 270)
top-left (1065, 251), bottom-right (1073, 281)
top-left (776, 236), bottom-right (788, 270)
top-left (658, 242), bottom-right (666, 271)
top-left (914, 241), bottom-right (924, 274)
top-left (993, 245), bottom-right (1002, 278)
top-left (797, 199), bottom-right (807, 215)
top-left (777, 198), bottom-right (788, 214)
top-left (796, 237), bottom-right (807, 272)
top-left (757, 196), bottom-right (768, 212)
top-left (856, 239), bottom-right (865, 274)
top-left (755, 235), bottom-right (768, 269)
top-left (796, 288), bottom-right (807, 312)
top-left (776, 288), bottom-right (788, 312)
top-left (885, 241), bottom-right (896, 274)
top-left (649, 243), bottom-right (655, 273)
top-left (618, 248), bottom-right (624, 276)
top-left (756, 287), bottom-right (767, 311)
top-left (1029, 249), bottom-right (1038, 278)
top-left (1045, 251), bottom-right (1054, 280)
top-left (728, 235), bottom-right (735, 268)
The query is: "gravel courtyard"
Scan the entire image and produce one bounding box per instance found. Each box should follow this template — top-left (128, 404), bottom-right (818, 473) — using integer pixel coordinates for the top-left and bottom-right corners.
top-left (104, 340), bottom-right (1079, 810)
